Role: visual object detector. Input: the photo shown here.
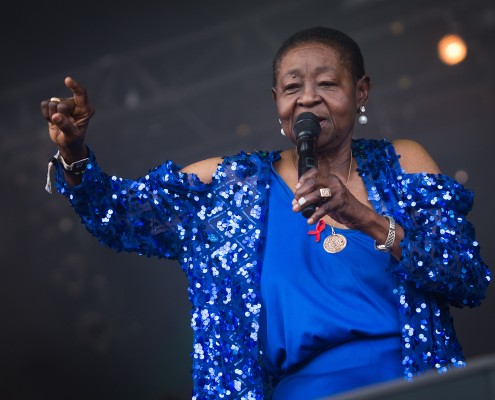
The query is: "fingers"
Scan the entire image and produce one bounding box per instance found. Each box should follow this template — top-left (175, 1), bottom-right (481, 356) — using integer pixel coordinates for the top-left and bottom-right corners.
top-left (64, 76), bottom-right (89, 107)
top-left (41, 100), bottom-right (50, 121)
top-left (306, 203), bottom-right (333, 225)
top-left (293, 168), bottom-right (321, 206)
top-left (292, 187), bottom-right (325, 212)
top-left (51, 112), bottom-right (78, 137)
top-left (48, 99), bottom-right (59, 117)
top-left (293, 169), bottom-right (345, 223)
top-left (293, 190), bottom-right (338, 225)
top-left (295, 168), bottom-right (318, 190)
top-left (41, 98), bottom-right (75, 122)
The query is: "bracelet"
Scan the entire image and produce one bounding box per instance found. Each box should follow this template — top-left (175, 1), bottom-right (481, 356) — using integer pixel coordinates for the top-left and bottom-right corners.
top-left (374, 215), bottom-right (396, 252)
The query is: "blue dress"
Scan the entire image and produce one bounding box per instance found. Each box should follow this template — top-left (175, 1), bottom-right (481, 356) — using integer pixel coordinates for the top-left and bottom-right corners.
top-left (260, 165), bottom-right (403, 399)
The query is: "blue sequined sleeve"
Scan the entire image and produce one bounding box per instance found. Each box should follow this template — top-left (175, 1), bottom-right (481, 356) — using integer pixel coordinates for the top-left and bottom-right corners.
top-left (54, 150), bottom-right (204, 260)
top-left (392, 173), bottom-right (491, 308)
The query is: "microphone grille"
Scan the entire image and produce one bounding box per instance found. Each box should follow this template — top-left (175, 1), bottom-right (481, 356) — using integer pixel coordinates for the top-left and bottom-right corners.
top-left (293, 112), bottom-right (321, 137)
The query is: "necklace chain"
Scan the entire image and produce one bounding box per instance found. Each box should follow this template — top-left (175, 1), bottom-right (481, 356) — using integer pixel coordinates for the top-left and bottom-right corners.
top-left (291, 149), bottom-right (353, 187)
top-left (343, 149), bottom-right (353, 188)
top-left (330, 149), bottom-right (353, 229)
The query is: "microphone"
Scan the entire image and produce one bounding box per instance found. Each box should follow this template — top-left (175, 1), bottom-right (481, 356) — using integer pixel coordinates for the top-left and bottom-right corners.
top-left (293, 112), bottom-right (321, 218)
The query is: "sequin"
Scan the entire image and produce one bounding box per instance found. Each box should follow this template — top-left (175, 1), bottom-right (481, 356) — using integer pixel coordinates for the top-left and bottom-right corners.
top-left (53, 139), bottom-right (490, 398)
top-left (353, 138), bottom-right (489, 379)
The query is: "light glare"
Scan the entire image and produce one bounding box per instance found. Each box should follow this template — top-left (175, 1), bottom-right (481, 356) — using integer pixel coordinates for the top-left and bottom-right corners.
top-left (438, 34), bottom-right (467, 65)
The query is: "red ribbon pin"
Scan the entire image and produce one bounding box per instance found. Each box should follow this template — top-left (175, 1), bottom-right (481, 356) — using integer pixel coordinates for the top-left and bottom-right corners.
top-left (308, 219), bottom-right (326, 242)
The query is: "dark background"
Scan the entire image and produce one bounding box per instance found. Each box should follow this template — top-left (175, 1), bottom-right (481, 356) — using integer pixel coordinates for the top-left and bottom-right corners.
top-left (1, 1), bottom-right (494, 399)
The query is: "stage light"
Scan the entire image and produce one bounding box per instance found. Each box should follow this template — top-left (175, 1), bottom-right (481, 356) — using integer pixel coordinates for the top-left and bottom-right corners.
top-left (438, 34), bottom-right (467, 65)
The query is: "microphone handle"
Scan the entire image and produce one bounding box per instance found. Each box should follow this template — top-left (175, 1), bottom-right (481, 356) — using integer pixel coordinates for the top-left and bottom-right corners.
top-left (297, 136), bottom-right (318, 219)
top-left (302, 203), bottom-right (316, 219)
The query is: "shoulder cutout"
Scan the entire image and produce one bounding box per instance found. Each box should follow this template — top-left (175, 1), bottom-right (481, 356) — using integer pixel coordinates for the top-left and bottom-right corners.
top-left (392, 139), bottom-right (441, 174)
top-left (181, 157), bottom-right (224, 184)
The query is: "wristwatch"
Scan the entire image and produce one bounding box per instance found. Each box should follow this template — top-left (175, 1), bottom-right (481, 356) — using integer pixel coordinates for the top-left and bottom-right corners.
top-left (55, 151), bottom-right (89, 175)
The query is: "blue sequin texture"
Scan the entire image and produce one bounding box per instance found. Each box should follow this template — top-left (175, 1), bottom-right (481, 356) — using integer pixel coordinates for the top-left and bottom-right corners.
top-left (54, 139), bottom-right (490, 398)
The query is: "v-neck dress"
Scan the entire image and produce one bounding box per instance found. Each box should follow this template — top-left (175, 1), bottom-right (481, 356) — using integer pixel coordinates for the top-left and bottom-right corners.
top-left (260, 164), bottom-right (402, 399)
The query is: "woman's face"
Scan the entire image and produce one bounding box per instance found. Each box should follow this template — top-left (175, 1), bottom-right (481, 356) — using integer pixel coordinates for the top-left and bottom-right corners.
top-left (272, 42), bottom-right (369, 153)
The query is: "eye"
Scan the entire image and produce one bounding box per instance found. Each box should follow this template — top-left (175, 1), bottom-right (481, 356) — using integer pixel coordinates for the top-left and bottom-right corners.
top-left (283, 83), bottom-right (301, 93)
top-left (319, 81), bottom-right (336, 87)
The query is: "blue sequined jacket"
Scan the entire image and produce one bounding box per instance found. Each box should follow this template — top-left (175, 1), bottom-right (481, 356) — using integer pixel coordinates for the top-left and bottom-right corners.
top-left (55, 138), bottom-right (490, 399)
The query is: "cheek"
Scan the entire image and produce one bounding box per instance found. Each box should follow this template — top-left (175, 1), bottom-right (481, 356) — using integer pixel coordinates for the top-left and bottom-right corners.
top-left (331, 96), bottom-right (357, 121)
top-left (276, 99), bottom-right (292, 118)
top-left (332, 93), bottom-right (353, 111)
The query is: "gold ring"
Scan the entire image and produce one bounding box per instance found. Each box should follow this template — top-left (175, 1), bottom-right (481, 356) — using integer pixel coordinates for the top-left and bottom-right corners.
top-left (50, 97), bottom-right (61, 102)
top-left (320, 188), bottom-right (332, 198)
top-left (298, 196), bottom-right (307, 206)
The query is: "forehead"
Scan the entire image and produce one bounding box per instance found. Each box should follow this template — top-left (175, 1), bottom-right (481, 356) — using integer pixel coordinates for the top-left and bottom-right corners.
top-left (278, 42), bottom-right (346, 76)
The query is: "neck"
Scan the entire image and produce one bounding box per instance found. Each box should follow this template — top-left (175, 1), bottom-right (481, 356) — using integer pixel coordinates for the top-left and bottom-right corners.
top-left (292, 143), bottom-right (353, 181)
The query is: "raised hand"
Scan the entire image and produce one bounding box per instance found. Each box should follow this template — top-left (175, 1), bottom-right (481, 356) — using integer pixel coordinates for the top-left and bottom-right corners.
top-left (41, 77), bottom-right (94, 163)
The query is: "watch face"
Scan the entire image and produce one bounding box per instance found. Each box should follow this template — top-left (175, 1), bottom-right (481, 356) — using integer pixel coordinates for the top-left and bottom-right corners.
top-left (57, 153), bottom-right (89, 172)
top-left (69, 160), bottom-right (88, 171)
top-left (73, 160), bottom-right (86, 168)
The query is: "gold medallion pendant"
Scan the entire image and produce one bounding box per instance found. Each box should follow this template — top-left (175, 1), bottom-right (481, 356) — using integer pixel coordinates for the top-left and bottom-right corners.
top-left (305, 150), bottom-right (354, 254)
top-left (323, 227), bottom-right (347, 253)
top-left (308, 220), bottom-right (348, 253)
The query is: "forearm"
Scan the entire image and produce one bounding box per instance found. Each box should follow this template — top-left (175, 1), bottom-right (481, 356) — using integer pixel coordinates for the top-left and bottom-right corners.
top-left (54, 152), bottom-right (185, 259)
top-left (58, 145), bottom-right (89, 187)
top-left (357, 202), bottom-right (489, 307)
top-left (394, 210), bottom-right (490, 307)
top-left (63, 170), bottom-right (83, 187)
top-left (360, 210), bottom-right (404, 260)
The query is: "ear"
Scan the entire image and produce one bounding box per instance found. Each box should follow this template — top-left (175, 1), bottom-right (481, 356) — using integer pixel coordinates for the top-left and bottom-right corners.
top-left (356, 75), bottom-right (371, 107)
top-left (271, 87), bottom-right (277, 102)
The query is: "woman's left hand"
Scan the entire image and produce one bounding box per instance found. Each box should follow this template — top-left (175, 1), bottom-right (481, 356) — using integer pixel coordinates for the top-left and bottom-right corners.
top-left (292, 167), bottom-right (404, 260)
top-left (291, 167), bottom-right (374, 229)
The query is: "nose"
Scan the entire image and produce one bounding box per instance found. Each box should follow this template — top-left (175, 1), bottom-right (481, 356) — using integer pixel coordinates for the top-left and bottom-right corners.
top-left (297, 84), bottom-right (321, 107)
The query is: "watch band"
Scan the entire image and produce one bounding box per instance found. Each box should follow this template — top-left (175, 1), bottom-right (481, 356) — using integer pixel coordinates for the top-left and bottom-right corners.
top-left (374, 215), bottom-right (396, 252)
top-left (46, 151), bottom-right (89, 194)
top-left (55, 151), bottom-right (89, 175)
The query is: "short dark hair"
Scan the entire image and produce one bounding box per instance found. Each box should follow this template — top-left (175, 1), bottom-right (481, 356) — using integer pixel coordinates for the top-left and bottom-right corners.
top-left (272, 26), bottom-right (366, 87)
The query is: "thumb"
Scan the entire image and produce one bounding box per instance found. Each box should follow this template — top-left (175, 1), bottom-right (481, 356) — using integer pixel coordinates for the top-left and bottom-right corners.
top-left (52, 112), bottom-right (77, 137)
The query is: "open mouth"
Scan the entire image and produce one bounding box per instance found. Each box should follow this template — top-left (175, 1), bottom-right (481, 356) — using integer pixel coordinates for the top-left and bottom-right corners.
top-left (317, 117), bottom-right (326, 127)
